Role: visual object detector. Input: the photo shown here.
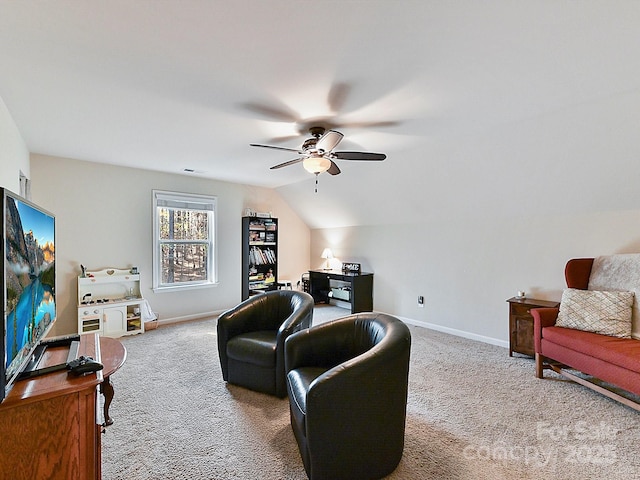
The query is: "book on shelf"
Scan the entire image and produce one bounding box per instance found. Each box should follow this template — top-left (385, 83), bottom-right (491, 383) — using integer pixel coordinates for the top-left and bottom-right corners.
top-left (249, 246), bottom-right (276, 266)
top-left (249, 231), bottom-right (267, 243)
top-left (249, 221), bottom-right (266, 230)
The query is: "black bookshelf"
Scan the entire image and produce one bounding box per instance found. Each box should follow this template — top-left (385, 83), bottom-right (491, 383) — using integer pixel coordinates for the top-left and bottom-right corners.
top-left (242, 216), bottom-right (278, 300)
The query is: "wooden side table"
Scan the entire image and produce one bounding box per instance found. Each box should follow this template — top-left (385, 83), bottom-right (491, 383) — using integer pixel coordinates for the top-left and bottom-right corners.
top-left (507, 297), bottom-right (560, 357)
top-left (0, 334), bottom-right (127, 479)
top-left (0, 334), bottom-right (103, 479)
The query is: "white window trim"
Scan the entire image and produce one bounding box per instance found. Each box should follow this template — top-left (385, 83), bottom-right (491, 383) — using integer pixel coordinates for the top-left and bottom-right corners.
top-left (152, 190), bottom-right (218, 293)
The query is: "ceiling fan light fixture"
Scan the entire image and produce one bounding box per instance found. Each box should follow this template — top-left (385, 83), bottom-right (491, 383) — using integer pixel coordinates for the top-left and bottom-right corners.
top-left (303, 156), bottom-right (331, 174)
top-left (252, 127), bottom-right (386, 184)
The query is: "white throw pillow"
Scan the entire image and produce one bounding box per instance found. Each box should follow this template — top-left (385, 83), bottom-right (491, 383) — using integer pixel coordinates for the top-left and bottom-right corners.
top-left (587, 254), bottom-right (640, 339)
top-left (556, 288), bottom-right (634, 338)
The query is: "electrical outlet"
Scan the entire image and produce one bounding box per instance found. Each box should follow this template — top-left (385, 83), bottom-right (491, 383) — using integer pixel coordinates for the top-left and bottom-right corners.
top-left (418, 295), bottom-right (424, 307)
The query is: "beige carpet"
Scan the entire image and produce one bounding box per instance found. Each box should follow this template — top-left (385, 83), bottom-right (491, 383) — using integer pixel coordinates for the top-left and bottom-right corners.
top-left (102, 306), bottom-right (640, 479)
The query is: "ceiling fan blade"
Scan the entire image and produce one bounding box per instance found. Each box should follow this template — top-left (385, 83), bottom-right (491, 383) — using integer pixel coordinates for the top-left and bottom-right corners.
top-left (336, 120), bottom-right (400, 129)
top-left (315, 130), bottom-right (344, 153)
top-left (270, 158), bottom-right (304, 170)
top-left (327, 82), bottom-right (351, 113)
top-left (250, 143), bottom-right (303, 154)
top-left (327, 160), bottom-right (341, 176)
top-left (264, 134), bottom-right (302, 144)
top-left (332, 151), bottom-right (387, 161)
top-left (241, 101), bottom-right (300, 123)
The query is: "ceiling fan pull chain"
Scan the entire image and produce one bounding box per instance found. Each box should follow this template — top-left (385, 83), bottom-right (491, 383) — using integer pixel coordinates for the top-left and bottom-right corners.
top-left (315, 173), bottom-right (319, 193)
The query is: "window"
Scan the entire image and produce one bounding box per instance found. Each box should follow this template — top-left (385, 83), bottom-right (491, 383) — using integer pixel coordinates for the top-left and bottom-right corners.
top-left (152, 190), bottom-right (217, 291)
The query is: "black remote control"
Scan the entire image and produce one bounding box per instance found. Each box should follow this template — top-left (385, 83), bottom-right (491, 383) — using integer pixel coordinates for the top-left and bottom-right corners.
top-left (67, 356), bottom-right (103, 375)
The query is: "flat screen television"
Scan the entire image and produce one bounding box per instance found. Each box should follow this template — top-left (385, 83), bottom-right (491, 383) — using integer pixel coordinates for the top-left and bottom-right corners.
top-left (1, 188), bottom-right (56, 402)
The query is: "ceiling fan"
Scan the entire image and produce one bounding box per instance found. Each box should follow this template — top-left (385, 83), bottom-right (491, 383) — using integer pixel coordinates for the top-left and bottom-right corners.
top-left (241, 81), bottom-right (400, 144)
top-left (250, 127), bottom-right (386, 186)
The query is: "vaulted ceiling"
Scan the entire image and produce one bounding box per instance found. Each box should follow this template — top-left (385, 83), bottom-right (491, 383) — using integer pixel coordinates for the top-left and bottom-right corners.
top-left (1, 1), bottom-right (639, 228)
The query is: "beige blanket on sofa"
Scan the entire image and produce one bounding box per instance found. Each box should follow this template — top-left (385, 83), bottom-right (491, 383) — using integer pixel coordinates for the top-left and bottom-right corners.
top-left (588, 253), bottom-right (640, 339)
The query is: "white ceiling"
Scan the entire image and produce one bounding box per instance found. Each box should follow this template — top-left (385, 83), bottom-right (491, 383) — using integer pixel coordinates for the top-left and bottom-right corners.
top-left (1, 1), bottom-right (640, 227)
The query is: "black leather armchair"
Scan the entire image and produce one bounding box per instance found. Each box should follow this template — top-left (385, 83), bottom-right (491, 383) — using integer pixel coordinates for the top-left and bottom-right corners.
top-left (285, 313), bottom-right (411, 480)
top-left (217, 290), bottom-right (313, 397)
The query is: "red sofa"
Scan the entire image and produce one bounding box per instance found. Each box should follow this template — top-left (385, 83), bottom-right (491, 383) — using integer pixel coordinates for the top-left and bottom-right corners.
top-left (531, 258), bottom-right (640, 410)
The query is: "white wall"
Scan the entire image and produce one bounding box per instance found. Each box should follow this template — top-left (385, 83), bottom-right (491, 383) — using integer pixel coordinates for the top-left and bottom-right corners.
top-left (0, 97), bottom-right (29, 192)
top-left (297, 89), bottom-right (640, 347)
top-left (311, 211), bottom-right (640, 346)
top-left (30, 154), bottom-right (310, 336)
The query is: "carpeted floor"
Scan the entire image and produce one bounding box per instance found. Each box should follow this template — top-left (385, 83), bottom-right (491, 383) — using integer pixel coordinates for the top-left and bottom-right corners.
top-left (102, 306), bottom-right (640, 479)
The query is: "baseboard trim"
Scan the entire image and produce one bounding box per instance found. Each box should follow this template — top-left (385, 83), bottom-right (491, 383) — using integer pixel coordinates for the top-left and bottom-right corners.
top-left (156, 309), bottom-right (228, 327)
top-left (155, 307), bottom-right (509, 350)
top-left (394, 314), bottom-right (509, 350)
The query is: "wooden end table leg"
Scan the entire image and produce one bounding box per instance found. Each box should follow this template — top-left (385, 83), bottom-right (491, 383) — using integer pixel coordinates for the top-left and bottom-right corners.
top-left (100, 376), bottom-right (115, 426)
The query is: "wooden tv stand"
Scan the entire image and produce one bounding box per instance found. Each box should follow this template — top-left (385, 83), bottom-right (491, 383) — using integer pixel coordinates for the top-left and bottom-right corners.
top-left (0, 333), bottom-right (125, 480)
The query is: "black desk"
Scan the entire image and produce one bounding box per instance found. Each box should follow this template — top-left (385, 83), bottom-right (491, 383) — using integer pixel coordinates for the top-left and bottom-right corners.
top-left (309, 270), bottom-right (373, 314)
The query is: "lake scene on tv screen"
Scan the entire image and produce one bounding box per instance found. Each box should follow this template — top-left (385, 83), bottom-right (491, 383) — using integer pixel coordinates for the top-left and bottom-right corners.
top-left (5, 195), bottom-right (56, 378)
